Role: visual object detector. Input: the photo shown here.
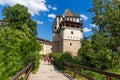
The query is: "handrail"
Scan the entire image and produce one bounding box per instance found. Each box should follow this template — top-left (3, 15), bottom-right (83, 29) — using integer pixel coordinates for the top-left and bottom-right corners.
top-left (64, 66), bottom-right (94, 80)
top-left (64, 62), bottom-right (120, 80)
top-left (11, 62), bottom-right (33, 80)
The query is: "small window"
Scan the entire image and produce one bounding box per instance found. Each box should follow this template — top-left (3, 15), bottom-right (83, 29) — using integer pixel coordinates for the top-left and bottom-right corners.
top-left (54, 26), bottom-right (57, 30)
top-left (58, 17), bottom-right (60, 20)
top-left (70, 43), bottom-right (72, 46)
top-left (71, 31), bottom-right (73, 34)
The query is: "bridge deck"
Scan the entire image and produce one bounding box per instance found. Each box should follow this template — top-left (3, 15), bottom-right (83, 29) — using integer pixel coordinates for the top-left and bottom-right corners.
top-left (28, 60), bottom-right (69, 80)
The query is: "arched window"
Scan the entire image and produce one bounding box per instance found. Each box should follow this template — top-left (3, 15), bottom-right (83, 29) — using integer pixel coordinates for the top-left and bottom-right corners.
top-left (70, 43), bottom-right (72, 46)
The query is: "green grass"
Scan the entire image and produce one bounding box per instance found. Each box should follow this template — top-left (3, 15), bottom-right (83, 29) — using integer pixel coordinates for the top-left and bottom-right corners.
top-left (63, 69), bottom-right (87, 80)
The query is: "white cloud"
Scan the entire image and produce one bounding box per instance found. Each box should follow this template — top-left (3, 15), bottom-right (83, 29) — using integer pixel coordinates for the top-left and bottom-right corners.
top-left (0, 0), bottom-right (49, 16)
top-left (80, 14), bottom-right (88, 21)
top-left (34, 20), bottom-right (44, 24)
top-left (83, 27), bottom-right (91, 32)
top-left (90, 23), bottom-right (97, 27)
top-left (37, 21), bottom-right (44, 24)
top-left (48, 13), bottom-right (56, 19)
top-left (48, 5), bottom-right (57, 10)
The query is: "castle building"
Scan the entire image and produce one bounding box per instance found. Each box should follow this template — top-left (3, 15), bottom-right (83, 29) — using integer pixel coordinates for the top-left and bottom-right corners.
top-left (37, 38), bottom-right (52, 55)
top-left (52, 9), bottom-right (83, 56)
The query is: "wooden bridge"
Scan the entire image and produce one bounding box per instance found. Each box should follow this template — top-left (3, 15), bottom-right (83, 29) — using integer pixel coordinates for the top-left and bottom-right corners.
top-left (11, 60), bottom-right (120, 80)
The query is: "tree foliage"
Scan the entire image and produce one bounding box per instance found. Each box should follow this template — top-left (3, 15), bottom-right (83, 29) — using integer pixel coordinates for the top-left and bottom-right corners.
top-left (89, 0), bottom-right (120, 50)
top-left (2, 4), bottom-right (37, 37)
top-left (77, 0), bottom-right (120, 70)
top-left (0, 4), bottom-right (41, 79)
top-left (0, 26), bottom-right (41, 80)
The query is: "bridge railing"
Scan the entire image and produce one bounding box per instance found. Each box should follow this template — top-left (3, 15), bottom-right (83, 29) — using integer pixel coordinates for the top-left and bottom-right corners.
top-left (10, 62), bottom-right (33, 80)
top-left (63, 62), bottom-right (120, 80)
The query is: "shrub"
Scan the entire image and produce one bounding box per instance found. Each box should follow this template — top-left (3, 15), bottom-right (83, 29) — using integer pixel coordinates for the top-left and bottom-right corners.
top-left (0, 27), bottom-right (41, 79)
top-left (51, 52), bottom-right (73, 70)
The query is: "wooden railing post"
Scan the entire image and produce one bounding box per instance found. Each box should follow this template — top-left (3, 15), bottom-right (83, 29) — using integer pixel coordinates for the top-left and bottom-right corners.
top-left (73, 65), bottom-right (76, 78)
top-left (24, 66), bottom-right (32, 80)
top-left (106, 76), bottom-right (111, 80)
top-left (11, 62), bottom-right (32, 80)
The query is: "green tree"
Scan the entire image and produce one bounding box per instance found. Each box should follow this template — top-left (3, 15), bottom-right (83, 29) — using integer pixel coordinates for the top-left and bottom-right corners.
top-left (91, 31), bottom-right (108, 52)
top-left (0, 4), bottom-right (42, 79)
top-left (89, 0), bottom-right (120, 51)
top-left (2, 4), bottom-right (37, 37)
top-left (77, 37), bottom-right (95, 67)
top-left (0, 26), bottom-right (41, 80)
top-left (77, 0), bottom-right (120, 70)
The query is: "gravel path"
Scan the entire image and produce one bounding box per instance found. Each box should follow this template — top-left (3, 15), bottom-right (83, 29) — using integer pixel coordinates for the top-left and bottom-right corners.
top-left (28, 60), bottom-right (69, 80)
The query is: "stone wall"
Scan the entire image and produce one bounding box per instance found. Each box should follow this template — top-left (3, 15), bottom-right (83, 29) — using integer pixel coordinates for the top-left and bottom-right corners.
top-left (52, 41), bottom-right (59, 53)
top-left (62, 39), bottom-right (81, 56)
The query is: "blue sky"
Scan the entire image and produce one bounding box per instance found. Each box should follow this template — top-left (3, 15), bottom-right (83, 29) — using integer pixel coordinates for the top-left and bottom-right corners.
top-left (0, 0), bottom-right (97, 41)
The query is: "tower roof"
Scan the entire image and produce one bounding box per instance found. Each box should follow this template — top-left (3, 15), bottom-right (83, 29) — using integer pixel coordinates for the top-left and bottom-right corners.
top-left (63, 9), bottom-right (78, 17)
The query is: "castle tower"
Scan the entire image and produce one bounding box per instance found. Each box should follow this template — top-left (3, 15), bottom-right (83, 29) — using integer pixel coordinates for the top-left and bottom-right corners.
top-left (52, 9), bottom-right (82, 56)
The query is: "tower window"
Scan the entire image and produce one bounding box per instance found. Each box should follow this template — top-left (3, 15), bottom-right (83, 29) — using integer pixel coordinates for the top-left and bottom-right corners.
top-left (59, 17), bottom-right (60, 20)
top-left (54, 26), bottom-right (57, 30)
top-left (70, 43), bottom-right (72, 46)
top-left (71, 31), bottom-right (73, 34)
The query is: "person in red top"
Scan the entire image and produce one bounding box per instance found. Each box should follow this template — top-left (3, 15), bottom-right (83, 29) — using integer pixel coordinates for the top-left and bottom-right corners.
top-left (48, 56), bottom-right (54, 65)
